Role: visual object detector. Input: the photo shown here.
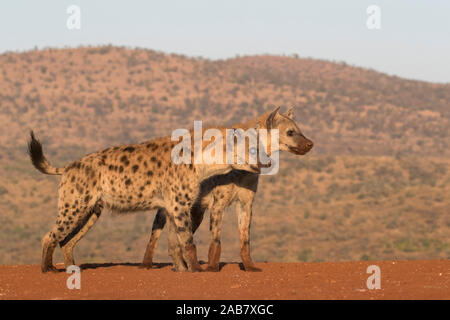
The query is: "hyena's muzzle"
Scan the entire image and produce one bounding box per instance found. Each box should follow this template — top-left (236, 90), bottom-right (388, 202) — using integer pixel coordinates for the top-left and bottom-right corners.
top-left (289, 134), bottom-right (314, 155)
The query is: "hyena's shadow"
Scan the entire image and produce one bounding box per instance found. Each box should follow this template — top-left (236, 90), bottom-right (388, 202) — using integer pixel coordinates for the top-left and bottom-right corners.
top-left (56, 261), bottom-right (247, 271)
top-left (78, 262), bottom-right (172, 270)
top-left (216, 262), bottom-right (246, 271)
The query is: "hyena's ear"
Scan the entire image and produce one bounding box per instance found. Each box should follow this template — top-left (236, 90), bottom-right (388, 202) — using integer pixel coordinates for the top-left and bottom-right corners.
top-left (266, 107), bottom-right (280, 130)
top-left (284, 107), bottom-right (294, 119)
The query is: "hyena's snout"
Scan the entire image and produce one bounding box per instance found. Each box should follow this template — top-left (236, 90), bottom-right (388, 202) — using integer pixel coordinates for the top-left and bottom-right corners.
top-left (301, 137), bottom-right (314, 153)
top-left (290, 135), bottom-right (313, 155)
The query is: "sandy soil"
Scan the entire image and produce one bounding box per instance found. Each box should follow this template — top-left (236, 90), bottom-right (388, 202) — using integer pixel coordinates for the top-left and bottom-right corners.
top-left (0, 260), bottom-right (448, 300)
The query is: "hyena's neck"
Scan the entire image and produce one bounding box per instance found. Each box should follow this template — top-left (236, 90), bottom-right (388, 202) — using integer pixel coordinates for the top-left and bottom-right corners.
top-left (193, 127), bottom-right (236, 180)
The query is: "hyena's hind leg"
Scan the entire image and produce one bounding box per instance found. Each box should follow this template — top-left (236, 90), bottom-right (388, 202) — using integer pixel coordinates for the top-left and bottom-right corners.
top-left (60, 201), bottom-right (103, 269)
top-left (41, 230), bottom-right (59, 273)
top-left (140, 208), bottom-right (167, 269)
top-left (42, 199), bottom-right (102, 273)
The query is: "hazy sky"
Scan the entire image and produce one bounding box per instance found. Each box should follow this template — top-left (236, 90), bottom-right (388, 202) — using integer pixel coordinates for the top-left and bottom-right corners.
top-left (0, 1), bottom-right (449, 83)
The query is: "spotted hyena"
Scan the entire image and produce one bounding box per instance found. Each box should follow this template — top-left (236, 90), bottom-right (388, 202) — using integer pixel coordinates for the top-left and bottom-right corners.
top-left (141, 107), bottom-right (313, 272)
top-left (28, 122), bottom-right (266, 273)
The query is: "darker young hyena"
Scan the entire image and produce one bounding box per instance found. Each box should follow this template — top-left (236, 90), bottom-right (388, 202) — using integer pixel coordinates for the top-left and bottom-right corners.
top-left (28, 124), bottom-right (264, 273)
top-left (141, 107), bottom-right (313, 272)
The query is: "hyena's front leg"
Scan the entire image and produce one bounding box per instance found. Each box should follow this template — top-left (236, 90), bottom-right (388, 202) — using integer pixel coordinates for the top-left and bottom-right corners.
top-left (167, 203), bottom-right (206, 271)
top-left (236, 198), bottom-right (261, 272)
top-left (140, 208), bottom-right (167, 269)
top-left (205, 205), bottom-right (225, 272)
top-left (168, 206), bottom-right (202, 272)
top-left (168, 219), bottom-right (187, 271)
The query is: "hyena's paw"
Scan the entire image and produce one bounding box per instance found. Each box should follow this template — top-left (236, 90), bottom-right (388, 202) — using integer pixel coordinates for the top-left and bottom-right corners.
top-left (185, 262), bottom-right (202, 272)
top-left (41, 265), bottom-right (59, 273)
top-left (244, 265), bottom-right (262, 272)
top-left (171, 263), bottom-right (188, 272)
top-left (205, 265), bottom-right (220, 272)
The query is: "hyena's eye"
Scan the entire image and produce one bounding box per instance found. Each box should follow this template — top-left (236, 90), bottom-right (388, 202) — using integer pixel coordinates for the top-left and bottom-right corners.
top-left (286, 130), bottom-right (295, 137)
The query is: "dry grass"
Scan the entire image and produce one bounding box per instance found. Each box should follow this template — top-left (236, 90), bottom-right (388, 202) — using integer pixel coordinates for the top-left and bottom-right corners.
top-left (0, 46), bottom-right (448, 265)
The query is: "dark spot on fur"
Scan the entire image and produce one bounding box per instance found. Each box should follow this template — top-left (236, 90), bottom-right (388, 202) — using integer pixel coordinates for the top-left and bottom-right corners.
top-left (124, 146), bottom-right (135, 153)
top-left (125, 178), bottom-right (132, 186)
top-left (132, 165), bottom-right (139, 173)
top-left (119, 166), bottom-right (124, 173)
top-left (146, 143), bottom-right (157, 150)
top-left (147, 170), bottom-right (153, 176)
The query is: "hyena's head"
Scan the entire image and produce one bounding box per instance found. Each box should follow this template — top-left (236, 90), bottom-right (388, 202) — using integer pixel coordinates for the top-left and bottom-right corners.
top-left (265, 107), bottom-right (313, 155)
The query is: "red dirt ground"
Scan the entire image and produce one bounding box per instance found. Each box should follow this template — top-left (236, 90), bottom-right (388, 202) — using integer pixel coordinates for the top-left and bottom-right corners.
top-left (0, 260), bottom-right (448, 300)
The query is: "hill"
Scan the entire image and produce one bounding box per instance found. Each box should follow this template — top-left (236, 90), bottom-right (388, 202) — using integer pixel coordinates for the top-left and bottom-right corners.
top-left (0, 46), bottom-right (449, 265)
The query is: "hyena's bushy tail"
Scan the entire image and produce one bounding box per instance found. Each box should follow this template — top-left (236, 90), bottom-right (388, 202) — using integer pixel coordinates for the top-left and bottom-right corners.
top-left (27, 130), bottom-right (64, 175)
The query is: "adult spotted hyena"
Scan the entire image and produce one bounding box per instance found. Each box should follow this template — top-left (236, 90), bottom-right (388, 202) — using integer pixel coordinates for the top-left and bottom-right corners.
top-left (28, 122), bottom-right (266, 273)
top-left (141, 107), bottom-right (313, 272)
